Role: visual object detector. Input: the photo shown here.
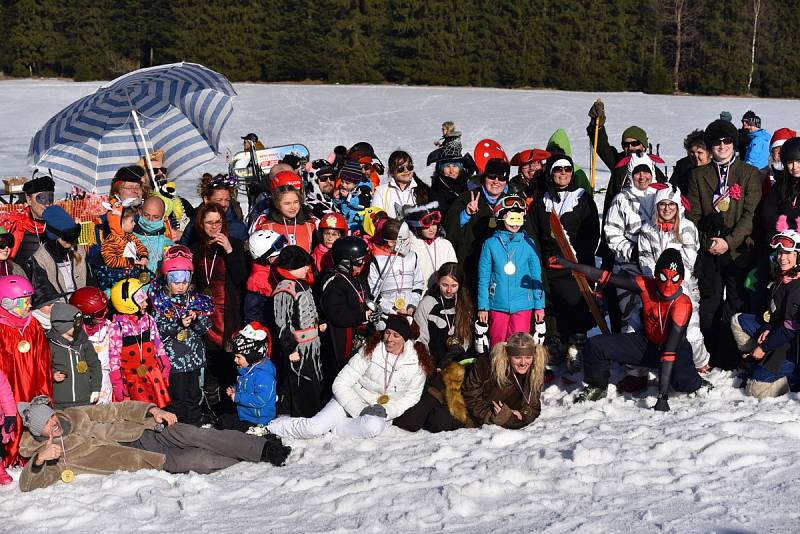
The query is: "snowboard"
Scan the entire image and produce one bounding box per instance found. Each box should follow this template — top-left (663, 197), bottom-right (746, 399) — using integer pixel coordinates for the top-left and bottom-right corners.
top-left (229, 144), bottom-right (310, 181)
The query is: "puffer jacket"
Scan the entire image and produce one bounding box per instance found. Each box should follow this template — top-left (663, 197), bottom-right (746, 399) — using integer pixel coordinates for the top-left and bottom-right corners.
top-left (332, 339), bottom-right (426, 421)
top-left (744, 128), bottom-right (770, 170)
top-left (604, 184), bottom-right (659, 267)
top-left (477, 229), bottom-right (544, 313)
top-left (367, 250), bottom-right (426, 315)
top-left (48, 328), bottom-right (103, 408)
top-left (234, 359), bottom-right (277, 426)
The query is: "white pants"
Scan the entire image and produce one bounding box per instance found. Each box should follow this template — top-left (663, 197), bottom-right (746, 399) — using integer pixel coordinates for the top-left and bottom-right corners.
top-left (267, 398), bottom-right (386, 439)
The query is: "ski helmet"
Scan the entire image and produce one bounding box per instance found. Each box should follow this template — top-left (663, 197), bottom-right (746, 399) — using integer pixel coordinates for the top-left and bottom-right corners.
top-left (769, 230), bottom-right (800, 253)
top-left (271, 171), bottom-right (302, 191)
top-left (69, 286), bottom-right (109, 324)
top-left (333, 236), bottom-right (369, 273)
top-left (493, 195), bottom-right (526, 221)
top-left (249, 230), bottom-right (288, 261)
top-left (161, 245), bottom-right (194, 273)
top-left (0, 275), bottom-right (34, 327)
top-left (780, 137), bottom-right (800, 167)
top-left (319, 212), bottom-right (347, 232)
top-left (110, 278), bottom-right (148, 314)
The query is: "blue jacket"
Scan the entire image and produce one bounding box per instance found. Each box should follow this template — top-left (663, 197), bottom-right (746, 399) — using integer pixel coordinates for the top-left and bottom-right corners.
top-left (235, 359), bottom-right (277, 425)
top-left (478, 229), bottom-right (545, 313)
top-left (744, 128), bottom-right (770, 170)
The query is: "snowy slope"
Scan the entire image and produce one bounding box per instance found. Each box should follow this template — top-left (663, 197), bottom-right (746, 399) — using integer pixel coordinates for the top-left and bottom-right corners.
top-left (1, 81), bottom-right (799, 533)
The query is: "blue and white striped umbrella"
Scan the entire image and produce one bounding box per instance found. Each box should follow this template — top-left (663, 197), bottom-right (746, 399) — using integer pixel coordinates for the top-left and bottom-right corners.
top-left (28, 62), bottom-right (237, 192)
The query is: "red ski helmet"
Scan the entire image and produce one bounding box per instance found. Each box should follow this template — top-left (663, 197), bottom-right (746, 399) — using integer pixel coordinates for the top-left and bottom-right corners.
top-left (319, 212), bottom-right (347, 232)
top-left (69, 286), bottom-right (109, 323)
top-left (272, 171), bottom-right (303, 191)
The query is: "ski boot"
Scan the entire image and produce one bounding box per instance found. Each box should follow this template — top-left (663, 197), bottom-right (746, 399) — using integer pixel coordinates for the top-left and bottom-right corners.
top-left (574, 387), bottom-right (607, 403)
top-left (616, 374), bottom-right (648, 393)
top-left (0, 462), bottom-right (12, 485)
top-left (565, 333), bottom-right (587, 374)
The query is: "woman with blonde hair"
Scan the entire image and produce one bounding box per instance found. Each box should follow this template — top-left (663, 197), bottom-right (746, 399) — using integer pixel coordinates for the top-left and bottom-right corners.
top-left (461, 332), bottom-right (548, 429)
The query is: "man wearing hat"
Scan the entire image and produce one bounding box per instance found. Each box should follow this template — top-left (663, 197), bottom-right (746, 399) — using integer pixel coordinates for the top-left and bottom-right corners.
top-left (509, 148), bottom-right (551, 201)
top-left (687, 119), bottom-right (762, 370)
top-left (29, 205), bottom-right (94, 304)
top-left (16, 395), bottom-right (290, 492)
top-left (0, 174), bottom-right (55, 265)
top-left (740, 111), bottom-right (770, 171)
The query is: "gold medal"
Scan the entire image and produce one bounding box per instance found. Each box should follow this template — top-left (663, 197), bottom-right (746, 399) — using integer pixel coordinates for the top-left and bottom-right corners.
top-left (17, 340), bottom-right (30, 353)
top-left (61, 469), bottom-right (75, 483)
top-left (489, 217), bottom-right (497, 229)
top-left (717, 197), bottom-right (731, 212)
top-left (763, 311), bottom-right (771, 322)
top-left (521, 405), bottom-right (533, 418)
top-left (393, 297), bottom-right (406, 311)
top-left (138, 272), bottom-right (151, 284)
top-left (75, 361), bottom-right (89, 374)
top-left (446, 335), bottom-right (461, 348)
top-left (377, 394), bottom-right (390, 405)
top-left (203, 287), bottom-right (213, 297)
top-left (136, 365), bottom-right (148, 377)
top-left (176, 329), bottom-right (188, 342)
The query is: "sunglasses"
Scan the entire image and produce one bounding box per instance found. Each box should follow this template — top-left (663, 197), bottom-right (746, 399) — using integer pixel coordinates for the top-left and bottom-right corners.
top-left (0, 234), bottom-right (14, 250)
top-left (621, 141), bottom-right (643, 149)
top-left (32, 191), bottom-right (55, 205)
top-left (712, 137), bottom-right (734, 147)
top-left (316, 173), bottom-right (335, 183)
top-left (351, 257), bottom-right (366, 267)
top-left (419, 211), bottom-right (442, 228)
top-left (152, 167), bottom-right (167, 175)
top-left (394, 164), bottom-right (414, 173)
top-left (770, 234), bottom-right (799, 251)
top-left (360, 163), bottom-right (372, 171)
top-left (551, 166), bottom-right (573, 174)
top-left (486, 174), bottom-right (509, 182)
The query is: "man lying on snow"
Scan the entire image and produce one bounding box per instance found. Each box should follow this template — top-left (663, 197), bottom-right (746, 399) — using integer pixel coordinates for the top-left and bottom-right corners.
top-left (550, 249), bottom-right (705, 411)
top-left (15, 396), bottom-right (290, 492)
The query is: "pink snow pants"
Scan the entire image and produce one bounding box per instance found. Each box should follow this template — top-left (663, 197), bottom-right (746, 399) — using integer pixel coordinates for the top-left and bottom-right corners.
top-left (488, 310), bottom-right (533, 348)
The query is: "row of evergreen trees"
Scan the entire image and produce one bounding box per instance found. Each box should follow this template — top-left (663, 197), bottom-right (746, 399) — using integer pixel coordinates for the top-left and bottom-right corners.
top-left (0, 0), bottom-right (793, 97)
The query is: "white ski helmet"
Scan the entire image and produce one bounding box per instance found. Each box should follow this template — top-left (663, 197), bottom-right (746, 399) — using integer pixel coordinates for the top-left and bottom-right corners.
top-left (770, 229), bottom-right (800, 253)
top-left (249, 230), bottom-right (288, 261)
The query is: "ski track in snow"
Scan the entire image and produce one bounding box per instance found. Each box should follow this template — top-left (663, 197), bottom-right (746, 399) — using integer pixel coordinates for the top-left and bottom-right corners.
top-left (1, 81), bottom-right (800, 532)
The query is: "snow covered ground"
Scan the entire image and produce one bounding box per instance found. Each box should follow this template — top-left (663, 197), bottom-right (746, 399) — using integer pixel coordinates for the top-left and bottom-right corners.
top-left (1, 81), bottom-right (800, 532)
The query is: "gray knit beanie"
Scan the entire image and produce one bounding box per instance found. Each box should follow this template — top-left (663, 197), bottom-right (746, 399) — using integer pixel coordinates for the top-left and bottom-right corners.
top-left (17, 396), bottom-right (55, 437)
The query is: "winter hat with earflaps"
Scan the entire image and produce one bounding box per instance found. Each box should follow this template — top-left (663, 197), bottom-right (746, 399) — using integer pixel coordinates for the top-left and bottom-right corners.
top-left (231, 322), bottom-right (272, 364)
top-left (17, 396), bottom-right (55, 437)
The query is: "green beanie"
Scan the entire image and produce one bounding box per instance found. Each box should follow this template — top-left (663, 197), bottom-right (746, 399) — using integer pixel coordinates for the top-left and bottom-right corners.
top-left (621, 126), bottom-right (648, 149)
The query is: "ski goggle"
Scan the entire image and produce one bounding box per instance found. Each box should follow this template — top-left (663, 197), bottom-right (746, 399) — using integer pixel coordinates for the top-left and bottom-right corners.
top-left (82, 308), bottom-right (108, 325)
top-left (0, 233), bottom-right (14, 250)
top-left (770, 234), bottom-right (800, 252)
top-left (498, 196), bottom-right (526, 211)
top-left (419, 210), bottom-right (442, 228)
top-left (31, 192), bottom-right (55, 205)
top-left (2, 296), bottom-right (31, 318)
top-left (167, 270), bottom-right (192, 284)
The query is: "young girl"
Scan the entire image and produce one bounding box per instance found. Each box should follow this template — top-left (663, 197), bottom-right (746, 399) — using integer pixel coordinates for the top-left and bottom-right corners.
top-left (219, 322), bottom-right (277, 431)
top-left (108, 277), bottom-right (171, 408)
top-left (69, 287), bottom-right (114, 404)
top-left (404, 202), bottom-right (458, 289)
top-left (413, 262), bottom-right (474, 369)
top-left (478, 195), bottom-right (545, 347)
top-left (273, 245), bottom-right (325, 417)
top-left (368, 218), bottom-right (425, 317)
top-left (638, 185), bottom-right (710, 372)
top-left (0, 369), bottom-right (16, 484)
top-left (101, 197), bottom-right (149, 270)
top-left (312, 212), bottom-right (347, 273)
top-left (151, 245), bottom-right (213, 424)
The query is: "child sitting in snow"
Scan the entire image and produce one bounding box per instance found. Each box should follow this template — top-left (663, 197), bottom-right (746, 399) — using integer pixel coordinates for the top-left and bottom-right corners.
top-left (0, 369), bottom-right (16, 485)
top-left (218, 322), bottom-right (277, 432)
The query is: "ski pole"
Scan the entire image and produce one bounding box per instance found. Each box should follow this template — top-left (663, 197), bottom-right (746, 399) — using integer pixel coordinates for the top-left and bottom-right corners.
top-left (591, 115), bottom-right (600, 192)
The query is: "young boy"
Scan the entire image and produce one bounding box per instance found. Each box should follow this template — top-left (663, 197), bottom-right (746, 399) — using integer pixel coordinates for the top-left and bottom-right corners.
top-left (47, 302), bottom-right (102, 409)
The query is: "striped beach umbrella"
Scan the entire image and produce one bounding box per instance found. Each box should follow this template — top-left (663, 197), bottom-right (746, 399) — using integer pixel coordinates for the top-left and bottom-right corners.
top-left (28, 62), bottom-right (236, 192)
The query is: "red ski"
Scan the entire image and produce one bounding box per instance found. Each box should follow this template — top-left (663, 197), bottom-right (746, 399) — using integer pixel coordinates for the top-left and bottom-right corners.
top-left (549, 211), bottom-right (610, 335)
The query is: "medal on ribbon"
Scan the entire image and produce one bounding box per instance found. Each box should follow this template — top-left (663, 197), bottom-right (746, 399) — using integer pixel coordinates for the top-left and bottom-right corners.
top-left (75, 361), bottom-right (89, 374)
top-left (61, 469), bottom-right (75, 483)
top-left (136, 365), bottom-right (148, 377)
top-left (504, 261), bottom-right (516, 276)
top-left (393, 297), bottom-right (406, 311)
top-left (377, 394), bottom-right (390, 405)
top-left (17, 340), bottom-right (30, 353)
top-left (176, 328), bottom-right (188, 342)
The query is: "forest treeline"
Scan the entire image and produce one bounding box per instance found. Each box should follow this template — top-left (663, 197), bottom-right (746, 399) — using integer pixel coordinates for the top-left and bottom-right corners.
top-left (0, 0), bottom-right (792, 97)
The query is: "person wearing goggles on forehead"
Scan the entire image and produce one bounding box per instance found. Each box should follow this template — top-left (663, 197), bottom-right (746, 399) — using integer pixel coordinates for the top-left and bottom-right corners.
top-left (687, 119), bottom-right (762, 370)
top-left (0, 275), bottom-right (52, 465)
top-left (47, 302), bottom-right (102, 410)
top-left (530, 154), bottom-right (599, 366)
top-left (730, 230), bottom-right (800, 398)
top-left (551, 248), bottom-right (705, 411)
top-left (404, 202), bottom-right (457, 290)
top-left (29, 205), bottom-right (95, 306)
top-left (0, 174), bottom-right (55, 266)
top-left (372, 151), bottom-right (430, 219)
top-left (70, 287), bottom-right (114, 405)
top-left (150, 246), bottom-right (213, 425)
top-left (477, 195), bottom-right (545, 347)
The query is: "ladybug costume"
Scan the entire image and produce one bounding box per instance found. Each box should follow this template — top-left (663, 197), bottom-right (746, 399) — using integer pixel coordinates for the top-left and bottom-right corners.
top-left (553, 248), bottom-right (702, 410)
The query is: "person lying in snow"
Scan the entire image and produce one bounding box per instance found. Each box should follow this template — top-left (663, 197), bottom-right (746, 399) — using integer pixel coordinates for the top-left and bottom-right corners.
top-left (16, 396), bottom-right (290, 492)
top-left (550, 248), bottom-right (705, 411)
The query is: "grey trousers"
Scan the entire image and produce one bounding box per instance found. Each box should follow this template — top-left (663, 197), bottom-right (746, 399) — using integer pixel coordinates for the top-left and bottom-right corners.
top-left (131, 422), bottom-right (264, 474)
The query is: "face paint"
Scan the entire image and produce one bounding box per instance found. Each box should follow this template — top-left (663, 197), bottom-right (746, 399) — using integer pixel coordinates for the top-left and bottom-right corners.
top-left (2, 296), bottom-right (31, 318)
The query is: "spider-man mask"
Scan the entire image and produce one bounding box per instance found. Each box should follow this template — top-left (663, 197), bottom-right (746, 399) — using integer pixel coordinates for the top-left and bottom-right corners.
top-left (654, 249), bottom-right (685, 300)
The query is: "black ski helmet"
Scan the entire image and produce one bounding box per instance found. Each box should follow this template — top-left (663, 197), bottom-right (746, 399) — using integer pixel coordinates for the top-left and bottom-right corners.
top-left (780, 137), bottom-right (800, 167)
top-left (333, 236), bottom-right (369, 273)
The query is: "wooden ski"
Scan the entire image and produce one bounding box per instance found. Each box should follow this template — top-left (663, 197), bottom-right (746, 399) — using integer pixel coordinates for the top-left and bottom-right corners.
top-left (549, 211), bottom-right (610, 334)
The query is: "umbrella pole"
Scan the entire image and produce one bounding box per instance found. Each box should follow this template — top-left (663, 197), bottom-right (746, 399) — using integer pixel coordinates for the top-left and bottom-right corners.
top-left (130, 108), bottom-right (157, 190)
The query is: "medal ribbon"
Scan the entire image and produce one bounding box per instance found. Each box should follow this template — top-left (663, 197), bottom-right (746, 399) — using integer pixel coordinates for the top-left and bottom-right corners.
top-left (511, 372), bottom-right (532, 406)
top-left (383, 351), bottom-right (401, 395)
top-left (203, 250), bottom-right (218, 287)
top-left (59, 434), bottom-right (70, 470)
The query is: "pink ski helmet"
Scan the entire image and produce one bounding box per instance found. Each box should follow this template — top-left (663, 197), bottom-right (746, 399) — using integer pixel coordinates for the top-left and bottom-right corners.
top-left (0, 275), bottom-right (34, 328)
top-left (161, 245), bottom-right (194, 273)
top-left (0, 275), bottom-right (34, 300)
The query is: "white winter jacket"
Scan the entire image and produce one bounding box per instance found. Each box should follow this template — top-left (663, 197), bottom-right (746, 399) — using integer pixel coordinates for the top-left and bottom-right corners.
top-left (604, 185), bottom-right (658, 265)
top-left (332, 339), bottom-right (426, 421)
top-left (638, 219), bottom-right (700, 278)
top-left (372, 180), bottom-right (419, 218)
top-left (368, 251), bottom-right (426, 314)
top-left (409, 235), bottom-right (458, 289)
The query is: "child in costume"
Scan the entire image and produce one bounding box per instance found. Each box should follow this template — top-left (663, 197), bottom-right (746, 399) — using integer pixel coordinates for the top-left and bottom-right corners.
top-left (150, 246), bottom-right (213, 424)
top-left (108, 277), bottom-right (171, 408)
top-left (101, 197), bottom-right (149, 269)
top-left (312, 212), bottom-right (347, 272)
top-left (48, 302), bottom-right (102, 409)
top-left (219, 322), bottom-right (277, 431)
top-left (367, 218), bottom-right (425, 317)
top-left (69, 287), bottom-right (114, 404)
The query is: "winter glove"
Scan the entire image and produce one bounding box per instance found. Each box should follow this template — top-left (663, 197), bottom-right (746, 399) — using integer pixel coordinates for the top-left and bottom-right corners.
top-left (89, 392), bottom-right (100, 404)
top-left (360, 404), bottom-right (387, 418)
top-left (588, 99), bottom-right (605, 126)
top-left (490, 402), bottom-right (513, 426)
top-left (533, 321), bottom-right (547, 346)
top-left (547, 256), bottom-right (575, 270)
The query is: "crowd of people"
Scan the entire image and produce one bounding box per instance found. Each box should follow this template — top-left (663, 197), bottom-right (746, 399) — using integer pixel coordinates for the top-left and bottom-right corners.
top-left (1, 104), bottom-right (799, 491)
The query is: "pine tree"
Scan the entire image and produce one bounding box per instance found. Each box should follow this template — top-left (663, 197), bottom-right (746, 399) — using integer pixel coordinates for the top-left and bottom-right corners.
top-left (4, 0), bottom-right (63, 77)
top-left (325, 0), bottom-right (385, 83)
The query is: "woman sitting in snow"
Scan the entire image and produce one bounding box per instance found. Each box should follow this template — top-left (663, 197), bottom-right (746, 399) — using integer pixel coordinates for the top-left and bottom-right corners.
top-left (267, 316), bottom-right (432, 439)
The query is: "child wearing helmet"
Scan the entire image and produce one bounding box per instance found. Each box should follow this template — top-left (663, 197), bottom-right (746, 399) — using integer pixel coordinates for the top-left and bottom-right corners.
top-left (477, 195), bottom-right (545, 347)
top-left (108, 277), bottom-right (171, 408)
top-left (312, 212), bottom-right (347, 273)
top-left (242, 229), bottom-right (288, 324)
top-left (70, 287), bottom-right (114, 404)
top-left (217, 322), bottom-right (277, 431)
top-left (403, 201), bottom-right (457, 290)
top-left (0, 275), bottom-right (52, 466)
top-left (731, 230), bottom-right (800, 397)
top-left (150, 246), bottom-right (214, 424)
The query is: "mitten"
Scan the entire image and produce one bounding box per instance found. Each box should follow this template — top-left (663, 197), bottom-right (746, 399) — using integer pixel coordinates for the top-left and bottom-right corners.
top-left (360, 404), bottom-right (387, 418)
